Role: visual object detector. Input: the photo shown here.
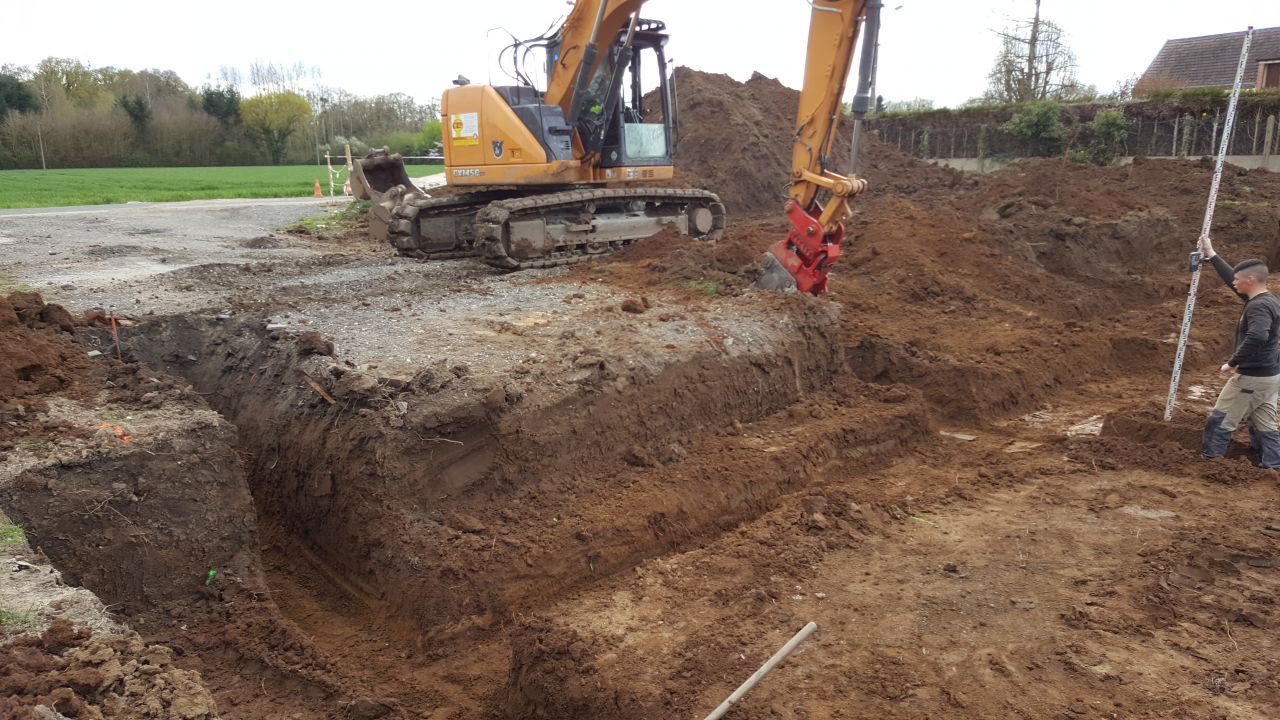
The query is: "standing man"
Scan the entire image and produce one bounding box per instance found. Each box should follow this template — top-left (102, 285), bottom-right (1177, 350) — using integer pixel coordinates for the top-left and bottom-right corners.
top-left (1199, 236), bottom-right (1280, 468)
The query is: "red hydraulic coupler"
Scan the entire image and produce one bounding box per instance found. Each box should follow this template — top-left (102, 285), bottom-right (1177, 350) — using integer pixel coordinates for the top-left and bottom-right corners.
top-left (764, 199), bottom-right (845, 295)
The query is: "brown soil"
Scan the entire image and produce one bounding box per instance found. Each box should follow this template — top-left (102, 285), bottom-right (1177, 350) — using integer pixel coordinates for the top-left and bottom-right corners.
top-left (0, 293), bottom-right (85, 438)
top-left (0, 620), bottom-right (218, 719)
top-left (6, 67), bottom-right (1280, 720)
top-left (656, 67), bottom-right (964, 214)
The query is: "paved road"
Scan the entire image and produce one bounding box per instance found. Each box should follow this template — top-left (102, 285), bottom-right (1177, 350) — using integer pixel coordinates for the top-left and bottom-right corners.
top-left (0, 194), bottom-right (782, 382)
top-left (0, 197), bottom-right (345, 311)
top-left (0, 196), bottom-right (342, 219)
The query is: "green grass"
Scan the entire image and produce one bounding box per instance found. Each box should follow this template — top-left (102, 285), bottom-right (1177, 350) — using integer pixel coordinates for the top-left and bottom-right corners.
top-left (0, 522), bottom-right (25, 550)
top-left (0, 610), bottom-right (36, 631)
top-left (0, 271), bottom-right (34, 293)
top-left (0, 165), bottom-right (445, 209)
top-left (678, 280), bottom-right (721, 296)
top-left (286, 200), bottom-right (371, 234)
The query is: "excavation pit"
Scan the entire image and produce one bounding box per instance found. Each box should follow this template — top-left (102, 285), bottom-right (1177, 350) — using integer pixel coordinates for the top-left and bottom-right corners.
top-left (121, 273), bottom-right (918, 637)
top-left (2, 255), bottom-right (930, 717)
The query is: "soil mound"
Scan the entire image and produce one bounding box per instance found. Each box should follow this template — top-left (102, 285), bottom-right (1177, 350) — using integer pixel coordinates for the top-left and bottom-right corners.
top-left (0, 293), bottom-right (198, 452)
top-left (0, 620), bottom-right (218, 719)
top-left (600, 115), bottom-right (1280, 422)
top-left (658, 68), bottom-right (963, 214)
top-left (0, 292), bottom-right (86, 427)
top-left (577, 224), bottom-right (770, 295)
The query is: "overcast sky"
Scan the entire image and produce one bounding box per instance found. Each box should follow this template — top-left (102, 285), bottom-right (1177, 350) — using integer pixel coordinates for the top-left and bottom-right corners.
top-left (6, 1), bottom-right (1278, 109)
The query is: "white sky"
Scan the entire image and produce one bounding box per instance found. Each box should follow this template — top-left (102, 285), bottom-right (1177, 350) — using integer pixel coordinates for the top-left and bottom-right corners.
top-left (5, 1), bottom-right (1279, 108)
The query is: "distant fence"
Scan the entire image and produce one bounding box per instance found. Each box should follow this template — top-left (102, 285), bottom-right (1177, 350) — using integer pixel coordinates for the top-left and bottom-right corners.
top-left (869, 99), bottom-right (1280, 162)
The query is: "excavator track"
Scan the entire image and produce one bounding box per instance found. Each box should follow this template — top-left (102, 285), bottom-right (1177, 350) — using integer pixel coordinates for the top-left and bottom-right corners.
top-left (376, 190), bottom-right (515, 259)
top-left (474, 187), bottom-right (726, 270)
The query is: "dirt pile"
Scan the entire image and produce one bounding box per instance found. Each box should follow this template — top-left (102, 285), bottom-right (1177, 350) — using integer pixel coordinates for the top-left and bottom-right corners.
top-left (0, 293), bottom-right (85, 434)
top-left (574, 224), bottom-right (769, 295)
top-left (599, 142), bottom-right (1280, 422)
top-left (0, 620), bottom-right (218, 719)
top-left (0, 292), bottom-right (206, 453)
top-left (657, 68), bottom-right (963, 214)
top-left (8, 103), bottom-right (1280, 718)
top-left (843, 155), bottom-right (1270, 420)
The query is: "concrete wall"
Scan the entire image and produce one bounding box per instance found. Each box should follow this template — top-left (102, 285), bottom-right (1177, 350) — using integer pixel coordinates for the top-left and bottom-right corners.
top-left (930, 154), bottom-right (1280, 174)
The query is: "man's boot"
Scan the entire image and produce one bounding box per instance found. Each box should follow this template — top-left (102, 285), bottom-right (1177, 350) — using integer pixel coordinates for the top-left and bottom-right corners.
top-left (1202, 410), bottom-right (1235, 458)
top-left (1256, 430), bottom-right (1280, 469)
top-left (1249, 424), bottom-right (1262, 451)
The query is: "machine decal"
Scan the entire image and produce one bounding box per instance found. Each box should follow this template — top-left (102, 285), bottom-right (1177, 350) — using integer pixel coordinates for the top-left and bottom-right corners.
top-left (492, 140), bottom-right (504, 158)
top-left (450, 113), bottom-right (480, 146)
top-left (452, 168), bottom-right (484, 177)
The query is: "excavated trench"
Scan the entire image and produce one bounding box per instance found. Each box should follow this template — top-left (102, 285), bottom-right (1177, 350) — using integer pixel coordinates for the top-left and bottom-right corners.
top-left (77, 304), bottom-right (926, 715)
top-left (121, 310), bottom-right (918, 629)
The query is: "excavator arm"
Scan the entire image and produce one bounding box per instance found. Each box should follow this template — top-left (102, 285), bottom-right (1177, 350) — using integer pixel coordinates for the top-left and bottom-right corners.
top-left (760, 0), bottom-right (879, 295)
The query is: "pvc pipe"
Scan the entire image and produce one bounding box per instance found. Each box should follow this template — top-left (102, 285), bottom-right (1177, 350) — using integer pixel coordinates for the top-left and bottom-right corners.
top-left (701, 622), bottom-right (817, 720)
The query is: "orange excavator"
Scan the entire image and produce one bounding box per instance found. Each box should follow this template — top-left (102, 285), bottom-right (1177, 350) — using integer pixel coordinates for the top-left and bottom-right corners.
top-left (352, 0), bottom-right (880, 294)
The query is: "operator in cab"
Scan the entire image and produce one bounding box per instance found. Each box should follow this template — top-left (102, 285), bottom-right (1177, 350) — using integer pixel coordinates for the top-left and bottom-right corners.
top-left (1198, 236), bottom-right (1280, 468)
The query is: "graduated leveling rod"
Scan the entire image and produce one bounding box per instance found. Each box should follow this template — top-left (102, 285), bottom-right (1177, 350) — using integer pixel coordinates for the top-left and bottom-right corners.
top-left (1163, 26), bottom-right (1254, 422)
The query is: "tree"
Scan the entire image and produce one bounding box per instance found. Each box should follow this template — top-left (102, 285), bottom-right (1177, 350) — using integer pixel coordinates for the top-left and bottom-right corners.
top-left (1104, 74), bottom-right (1140, 102)
top-left (1001, 101), bottom-right (1064, 156)
top-left (248, 61), bottom-right (311, 94)
top-left (33, 57), bottom-right (102, 107)
top-left (984, 0), bottom-right (1083, 103)
top-left (241, 91), bottom-right (312, 164)
top-left (201, 85), bottom-right (241, 127)
top-left (117, 95), bottom-right (151, 134)
top-left (1079, 108), bottom-right (1129, 165)
top-left (0, 74), bottom-right (37, 116)
top-left (883, 97), bottom-right (935, 113)
top-left (421, 118), bottom-right (442, 151)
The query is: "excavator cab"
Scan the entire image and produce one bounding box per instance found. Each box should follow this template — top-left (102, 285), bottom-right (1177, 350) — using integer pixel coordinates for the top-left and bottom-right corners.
top-left (431, 16), bottom-right (678, 187)
top-left (553, 18), bottom-right (675, 171)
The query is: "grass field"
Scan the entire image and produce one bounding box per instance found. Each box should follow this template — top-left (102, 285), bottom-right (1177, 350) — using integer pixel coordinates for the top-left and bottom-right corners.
top-left (0, 164), bottom-right (446, 209)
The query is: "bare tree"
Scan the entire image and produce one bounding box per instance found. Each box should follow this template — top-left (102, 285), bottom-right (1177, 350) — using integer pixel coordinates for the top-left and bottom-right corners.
top-left (30, 73), bottom-right (55, 170)
top-left (248, 61), bottom-right (312, 94)
top-left (1104, 73), bottom-right (1140, 102)
top-left (984, 0), bottom-right (1084, 103)
top-left (218, 66), bottom-right (243, 90)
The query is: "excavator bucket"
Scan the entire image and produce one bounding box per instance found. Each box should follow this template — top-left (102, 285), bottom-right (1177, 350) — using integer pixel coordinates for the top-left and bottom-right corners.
top-left (756, 251), bottom-right (798, 293)
top-left (350, 149), bottom-right (423, 202)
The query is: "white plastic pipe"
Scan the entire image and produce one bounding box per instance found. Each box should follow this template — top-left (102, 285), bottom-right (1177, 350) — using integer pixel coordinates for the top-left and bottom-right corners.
top-left (701, 622), bottom-right (817, 720)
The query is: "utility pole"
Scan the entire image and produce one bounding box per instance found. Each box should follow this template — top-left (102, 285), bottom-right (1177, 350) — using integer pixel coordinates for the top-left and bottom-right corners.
top-left (35, 81), bottom-right (50, 170)
top-left (35, 117), bottom-right (46, 171)
top-left (1025, 0), bottom-right (1041, 102)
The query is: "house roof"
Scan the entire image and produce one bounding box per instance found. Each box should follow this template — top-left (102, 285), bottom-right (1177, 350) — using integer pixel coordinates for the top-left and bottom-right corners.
top-left (1139, 26), bottom-right (1280, 89)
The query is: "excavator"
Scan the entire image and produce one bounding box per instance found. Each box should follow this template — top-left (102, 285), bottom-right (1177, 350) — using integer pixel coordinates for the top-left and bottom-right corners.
top-left (351, 0), bottom-right (879, 295)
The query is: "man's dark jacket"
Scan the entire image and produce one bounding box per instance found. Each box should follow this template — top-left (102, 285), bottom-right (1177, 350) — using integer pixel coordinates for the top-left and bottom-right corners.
top-left (1210, 254), bottom-right (1280, 377)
